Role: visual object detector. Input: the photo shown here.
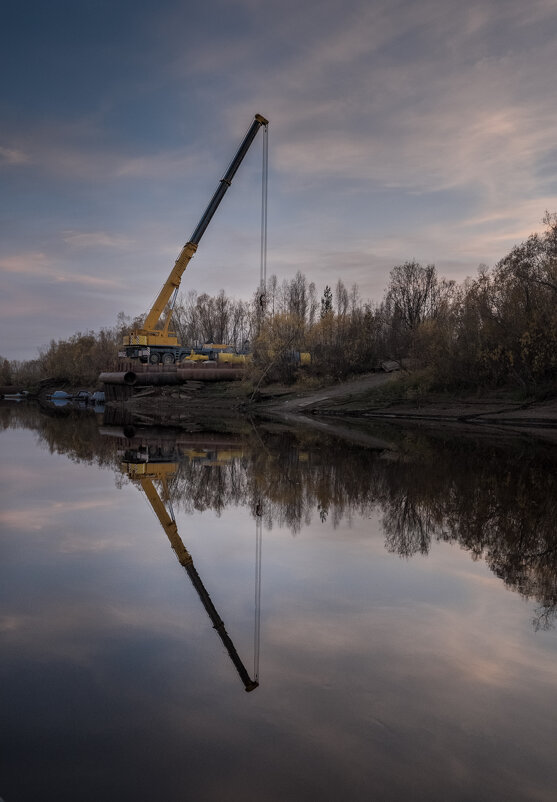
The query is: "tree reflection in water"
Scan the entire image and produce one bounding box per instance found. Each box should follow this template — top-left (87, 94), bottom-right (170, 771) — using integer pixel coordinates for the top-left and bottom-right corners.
top-left (3, 402), bottom-right (557, 630)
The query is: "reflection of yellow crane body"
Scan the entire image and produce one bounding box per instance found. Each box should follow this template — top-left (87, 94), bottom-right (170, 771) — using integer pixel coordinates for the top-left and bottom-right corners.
top-left (124, 462), bottom-right (259, 692)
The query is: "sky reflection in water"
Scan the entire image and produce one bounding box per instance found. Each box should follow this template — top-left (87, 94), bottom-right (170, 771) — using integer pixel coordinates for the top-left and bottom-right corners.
top-left (1, 407), bottom-right (557, 802)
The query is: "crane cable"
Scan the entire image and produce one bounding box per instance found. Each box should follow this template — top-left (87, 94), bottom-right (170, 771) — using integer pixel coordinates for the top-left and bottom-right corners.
top-left (254, 513), bottom-right (263, 681)
top-left (259, 122), bottom-right (269, 307)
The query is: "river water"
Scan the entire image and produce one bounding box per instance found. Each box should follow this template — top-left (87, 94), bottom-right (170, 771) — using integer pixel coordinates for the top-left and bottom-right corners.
top-left (1, 403), bottom-right (556, 801)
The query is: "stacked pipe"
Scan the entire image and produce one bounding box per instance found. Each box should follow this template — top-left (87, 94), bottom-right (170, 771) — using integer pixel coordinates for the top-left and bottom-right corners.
top-left (99, 365), bottom-right (245, 386)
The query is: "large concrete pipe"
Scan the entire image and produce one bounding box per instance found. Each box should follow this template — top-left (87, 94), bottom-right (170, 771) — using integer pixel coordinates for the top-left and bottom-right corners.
top-left (176, 367), bottom-right (244, 381)
top-left (100, 366), bottom-right (244, 386)
top-left (99, 372), bottom-right (138, 386)
top-left (133, 372), bottom-right (180, 386)
top-left (99, 371), bottom-right (180, 386)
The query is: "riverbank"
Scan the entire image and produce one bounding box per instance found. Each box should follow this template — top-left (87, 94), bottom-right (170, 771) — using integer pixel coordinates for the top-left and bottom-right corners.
top-left (100, 370), bottom-right (557, 442)
top-left (262, 373), bottom-right (557, 424)
top-left (257, 372), bottom-right (557, 443)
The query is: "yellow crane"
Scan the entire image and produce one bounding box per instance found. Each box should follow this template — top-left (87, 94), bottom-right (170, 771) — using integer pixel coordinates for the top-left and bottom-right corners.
top-left (123, 457), bottom-right (259, 692)
top-left (121, 114), bottom-right (269, 365)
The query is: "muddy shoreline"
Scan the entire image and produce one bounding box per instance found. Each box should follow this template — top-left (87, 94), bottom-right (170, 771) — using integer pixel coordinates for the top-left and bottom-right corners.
top-left (104, 371), bottom-right (557, 444)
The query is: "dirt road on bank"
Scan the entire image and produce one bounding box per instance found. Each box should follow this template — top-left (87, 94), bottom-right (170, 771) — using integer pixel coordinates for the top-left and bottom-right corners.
top-left (264, 371), bottom-right (395, 412)
top-left (261, 372), bottom-right (557, 442)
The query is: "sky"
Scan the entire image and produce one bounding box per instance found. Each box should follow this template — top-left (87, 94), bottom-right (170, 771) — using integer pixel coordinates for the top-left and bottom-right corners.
top-left (2, 0), bottom-right (557, 360)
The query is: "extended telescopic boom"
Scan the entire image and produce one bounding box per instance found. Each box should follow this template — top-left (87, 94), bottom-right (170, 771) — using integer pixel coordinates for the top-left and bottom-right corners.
top-left (139, 475), bottom-right (259, 692)
top-left (134, 114), bottom-right (269, 340)
top-left (189, 113), bottom-right (269, 246)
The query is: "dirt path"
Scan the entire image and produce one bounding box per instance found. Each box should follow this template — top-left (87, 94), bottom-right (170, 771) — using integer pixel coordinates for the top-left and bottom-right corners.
top-left (261, 372), bottom-right (557, 444)
top-left (272, 371), bottom-right (395, 412)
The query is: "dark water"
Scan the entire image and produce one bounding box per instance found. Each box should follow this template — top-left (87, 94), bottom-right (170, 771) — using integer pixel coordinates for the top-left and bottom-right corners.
top-left (1, 404), bottom-right (557, 801)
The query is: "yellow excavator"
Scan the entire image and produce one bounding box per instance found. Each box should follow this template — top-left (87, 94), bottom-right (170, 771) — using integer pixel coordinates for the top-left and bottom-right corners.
top-left (120, 113), bottom-right (269, 366)
top-left (123, 456), bottom-right (259, 692)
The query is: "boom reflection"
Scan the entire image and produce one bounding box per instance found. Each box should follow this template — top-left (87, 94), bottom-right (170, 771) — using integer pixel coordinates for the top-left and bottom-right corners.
top-left (118, 431), bottom-right (260, 692)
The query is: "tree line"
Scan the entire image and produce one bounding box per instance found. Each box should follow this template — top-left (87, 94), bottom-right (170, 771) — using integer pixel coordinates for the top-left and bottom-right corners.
top-left (3, 213), bottom-right (557, 392)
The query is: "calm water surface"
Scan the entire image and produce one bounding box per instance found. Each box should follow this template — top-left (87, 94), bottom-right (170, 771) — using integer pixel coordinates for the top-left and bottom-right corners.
top-left (1, 404), bottom-right (556, 801)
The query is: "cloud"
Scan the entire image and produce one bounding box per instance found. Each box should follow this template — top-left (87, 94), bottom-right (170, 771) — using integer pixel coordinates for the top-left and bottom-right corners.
top-left (0, 145), bottom-right (30, 166)
top-left (169, 1), bottom-right (555, 289)
top-left (0, 498), bottom-right (117, 532)
top-left (231, 3), bottom-right (556, 191)
top-left (31, 141), bottom-right (205, 183)
top-left (61, 230), bottom-right (133, 250)
top-left (113, 150), bottom-right (202, 179)
top-left (0, 112), bottom-right (210, 183)
top-left (0, 251), bottom-right (120, 289)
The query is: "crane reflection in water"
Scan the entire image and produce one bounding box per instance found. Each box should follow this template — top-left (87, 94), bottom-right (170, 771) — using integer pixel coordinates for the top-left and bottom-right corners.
top-left (115, 430), bottom-right (262, 693)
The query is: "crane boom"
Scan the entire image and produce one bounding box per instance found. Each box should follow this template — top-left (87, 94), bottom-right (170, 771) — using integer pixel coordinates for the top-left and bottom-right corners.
top-left (189, 113), bottom-right (269, 247)
top-left (139, 475), bottom-right (259, 692)
top-left (123, 114), bottom-right (269, 364)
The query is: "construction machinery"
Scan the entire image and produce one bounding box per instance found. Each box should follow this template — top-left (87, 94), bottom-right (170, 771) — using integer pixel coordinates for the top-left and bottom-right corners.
top-left (119, 439), bottom-right (259, 692)
top-left (182, 344), bottom-right (250, 365)
top-left (120, 113), bottom-right (269, 365)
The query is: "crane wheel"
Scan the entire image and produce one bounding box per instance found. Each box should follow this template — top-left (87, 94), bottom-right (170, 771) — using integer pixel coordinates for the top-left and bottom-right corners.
top-left (149, 353), bottom-right (160, 364)
top-left (162, 353), bottom-right (175, 365)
